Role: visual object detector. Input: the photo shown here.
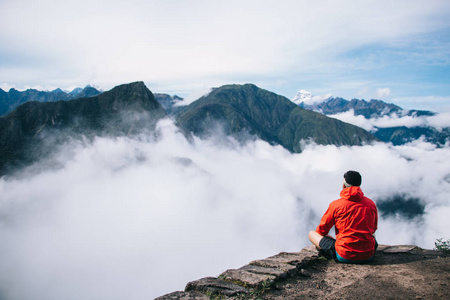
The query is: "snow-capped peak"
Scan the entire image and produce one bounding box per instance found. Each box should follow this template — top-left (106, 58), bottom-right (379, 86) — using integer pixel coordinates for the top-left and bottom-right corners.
top-left (292, 90), bottom-right (312, 105)
top-left (292, 90), bottom-right (332, 105)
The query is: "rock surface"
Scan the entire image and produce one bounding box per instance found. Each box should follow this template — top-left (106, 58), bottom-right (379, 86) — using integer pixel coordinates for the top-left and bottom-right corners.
top-left (263, 245), bottom-right (450, 300)
top-left (155, 245), bottom-right (450, 299)
top-left (184, 277), bottom-right (249, 297)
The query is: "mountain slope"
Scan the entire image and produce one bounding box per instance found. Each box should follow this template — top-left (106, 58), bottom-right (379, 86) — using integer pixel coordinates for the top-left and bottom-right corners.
top-left (0, 82), bottom-right (166, 175)
top-left (176, 84), bottom-right (377, 152)
top-left (154, 93), bottom-right (184, 115)
top-left (297, 95), bottom-right (448, 145)
top-left (374, 126), bottom-right (450, 146)
top-left (278, 108), bottom-right (375, 151)
top-left (0, 86), bottom-right (102, 116)
top-left (299, 97), bottom-right (434, 118)
top-left (300, 98), bottom-right (402, 118)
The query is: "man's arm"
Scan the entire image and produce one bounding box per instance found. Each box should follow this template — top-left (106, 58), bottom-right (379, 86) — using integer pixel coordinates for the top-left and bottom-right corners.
top-left (309, 203), bottom-right (336, 249)
top-left (316, 204), bottom-right (335, 236)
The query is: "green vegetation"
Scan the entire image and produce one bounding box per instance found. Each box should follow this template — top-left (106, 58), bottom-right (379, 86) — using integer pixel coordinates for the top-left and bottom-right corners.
top-left (176, 84), bottom-right (376, 153)
top-left (233, 279), bottom-right (272, 300)
top-left (0, 82), bottom-right (167, 175)
top-left (374, 126), bottom-right (450, 146)
top-left (0, 82), bottom-right (379, 176)
top-left (435, 238), bottom-right (450, 254)
top-left (205, 289), bottom-right (227, 300)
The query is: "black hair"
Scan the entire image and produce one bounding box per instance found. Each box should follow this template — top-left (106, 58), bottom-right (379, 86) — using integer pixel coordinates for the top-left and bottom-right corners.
top-left (344, 170), bottom-right (362, 186)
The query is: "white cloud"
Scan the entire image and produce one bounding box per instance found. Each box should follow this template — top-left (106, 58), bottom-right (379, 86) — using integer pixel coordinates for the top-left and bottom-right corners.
top-left (329, 109), bottom-right (450, 132)
top-left (292, 90), bottom-right (333, 105)
top-left (328, 110), bottom-right (377, 131)
top-left (0, 83), bottom-right (14, 91)
top-left (377, 87), bottom-right (391, 99)
top-left (0, 119), bottom-right (449, 299)
top-left (174, 86), bottom-right (212, 106)
top-left (373, 113), bottom-right (426, 128)
top-left (427, 112), bottom-right (450, 129)
top-left (392, 96), bottom-right (450, 111)
top-left (1, 0), bottom-right (449, 98)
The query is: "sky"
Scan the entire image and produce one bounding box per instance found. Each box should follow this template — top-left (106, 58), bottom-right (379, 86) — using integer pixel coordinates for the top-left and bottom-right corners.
top-left (1, 0), bottom-right (450, 111)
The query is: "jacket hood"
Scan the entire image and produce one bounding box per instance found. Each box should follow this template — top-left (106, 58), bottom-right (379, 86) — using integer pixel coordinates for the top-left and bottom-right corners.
top-left (340, 186), bottom-right (364, 202)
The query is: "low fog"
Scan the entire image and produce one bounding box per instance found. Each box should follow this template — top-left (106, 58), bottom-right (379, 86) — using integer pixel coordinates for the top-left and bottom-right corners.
top-left (0, 119), bottom-right (449, 299)
top-left (329, 109), bottom-right (450, 132)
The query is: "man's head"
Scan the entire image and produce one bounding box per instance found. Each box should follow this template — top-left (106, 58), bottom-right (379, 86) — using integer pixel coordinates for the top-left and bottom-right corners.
top-left (343, 170), bottom-right (362, 187)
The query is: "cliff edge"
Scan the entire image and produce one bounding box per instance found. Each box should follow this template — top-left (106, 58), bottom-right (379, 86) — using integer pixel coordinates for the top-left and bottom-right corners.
top-left (156, 245), bottom-right (450, 299)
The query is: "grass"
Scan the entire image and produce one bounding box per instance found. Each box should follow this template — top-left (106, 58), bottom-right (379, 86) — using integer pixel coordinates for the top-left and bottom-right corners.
top-left (434, 238), bottom-right (450, 254)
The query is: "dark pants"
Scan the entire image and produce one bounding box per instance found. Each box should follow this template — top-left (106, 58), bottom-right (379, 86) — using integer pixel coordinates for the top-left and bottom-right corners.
top-left (319, 236), bottom-right (378, 263)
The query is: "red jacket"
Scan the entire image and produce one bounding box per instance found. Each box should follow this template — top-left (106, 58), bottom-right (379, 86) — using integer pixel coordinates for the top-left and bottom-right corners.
top-left (316, 186), bottom-right (378, 260)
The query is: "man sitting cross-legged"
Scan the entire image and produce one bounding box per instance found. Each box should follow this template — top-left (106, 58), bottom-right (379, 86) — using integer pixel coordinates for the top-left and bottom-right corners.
top-left (309, 170), bottom-right (378, 263)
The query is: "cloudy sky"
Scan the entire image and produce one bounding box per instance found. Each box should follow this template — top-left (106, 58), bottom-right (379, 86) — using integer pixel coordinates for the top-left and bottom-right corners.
top-left (1, 0), bottom-right (450, 110)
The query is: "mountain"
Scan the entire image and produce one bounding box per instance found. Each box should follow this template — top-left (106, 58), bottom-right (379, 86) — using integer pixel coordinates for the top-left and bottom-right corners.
top-left (292, 89), bottom-right (315, 105)
top-left (76, 86), bottom-right (103, 99)
top-left (154, 93), bottom-right (184, 115)
top-left (0, 82), bottom-right (166, 175)
top-left (0, 85), bottom-right (102, 116)
top-left (299, 97), bottom-right (436, 119)
top-left (292, 89), bottom-right (333, 106)
top-left (0, 82), bottom-right (391, 176)
top-left (296, 94), bottom-right (448, 146)
top-left (176, 84), bottom-right (377, 152)
top-left (69, 87), bottom-right (83, 96)
top-left (316, 98), bottom-right (402, 118)
top-left (374, 126), bottom-right (450, 146)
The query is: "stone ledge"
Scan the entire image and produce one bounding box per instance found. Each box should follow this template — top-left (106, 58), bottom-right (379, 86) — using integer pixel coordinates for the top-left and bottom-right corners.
top-left (156, 246), bottom-right (318, 299)
top-left (219, 269), bottom-right (276, 288)
top-left (185, 277), bottom-right (248, 297)
top-left (239, 264), bottom-right (287, 278)
top-left (155, 245), bottom-right (424, 299)
top-left (155, 291), bottom-right (209, 300)
top-left (380, 245), bottom-right (418, 253)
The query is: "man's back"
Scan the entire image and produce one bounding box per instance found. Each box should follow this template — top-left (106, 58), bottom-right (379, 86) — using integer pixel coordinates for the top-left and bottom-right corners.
top-left (309, 170), bottom-right (379, 263)
top-left (317, 186), bottom-right (378, 260)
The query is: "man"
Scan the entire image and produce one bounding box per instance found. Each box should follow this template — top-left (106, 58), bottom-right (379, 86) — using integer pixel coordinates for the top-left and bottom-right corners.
top-left (309, 170), bottom-right (378, 263)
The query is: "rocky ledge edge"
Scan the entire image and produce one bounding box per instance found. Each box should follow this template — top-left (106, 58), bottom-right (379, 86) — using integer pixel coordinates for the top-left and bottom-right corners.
top-left (155, 244), bottom-right (418, 299)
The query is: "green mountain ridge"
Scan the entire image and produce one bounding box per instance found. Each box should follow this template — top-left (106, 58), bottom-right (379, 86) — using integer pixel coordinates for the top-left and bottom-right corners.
top-left (374, 126), bottom-right (450, 146)
top-left (0, 86), bottom-right (102, 116)
top-left (298, 96), bottom-right (449, 146)
top-left (299, 97), bottom-right (435, 118)
top-left (0, 81), bottom-right (166, 175)
top-left (0, 82), bottom-right (377, 176)
top-left (176, 84), bottom-right (377, 152)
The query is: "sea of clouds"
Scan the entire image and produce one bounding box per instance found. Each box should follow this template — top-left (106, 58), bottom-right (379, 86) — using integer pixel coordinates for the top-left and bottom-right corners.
top-left (0, 118), bottom-right (449, 299)
top-left (329, 109), bottom-right (450, 133)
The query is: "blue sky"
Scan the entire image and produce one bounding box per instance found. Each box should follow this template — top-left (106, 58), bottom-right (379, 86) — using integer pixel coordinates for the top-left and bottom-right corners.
top-left (1, 0), bottom-right (449, 110)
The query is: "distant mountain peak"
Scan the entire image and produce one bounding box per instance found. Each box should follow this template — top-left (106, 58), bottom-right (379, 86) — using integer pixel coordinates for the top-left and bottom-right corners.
top-left (69, 87), bottom-right (83, 96)
top-left (292, 90), bottom-right (332, 105)
top-left (297, 96), bottom-right (447, 146)
top-left (0, 81), bottom-right (167, 175)
top-left (292, 90), bottom-right (312, 105)
top-left (0, 85), bottom-right (102, 117)
top-left (176, 83), bottom-right (376, 152)
top-left (51, 88), bottom-right (64, 94)
top-left (298, 96), bottom-right (427, 119)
